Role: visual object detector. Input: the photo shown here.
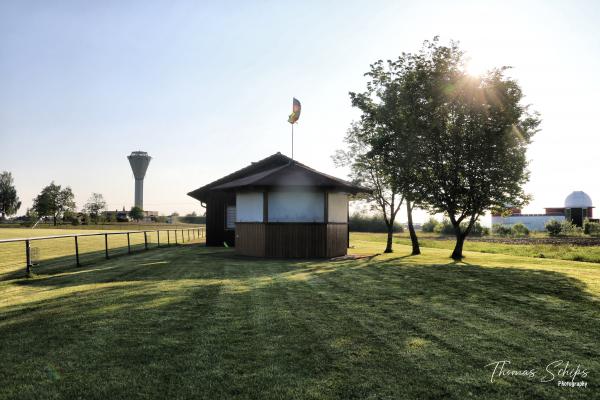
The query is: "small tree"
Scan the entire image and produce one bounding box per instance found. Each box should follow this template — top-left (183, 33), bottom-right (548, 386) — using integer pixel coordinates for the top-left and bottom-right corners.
top-left (0, 171), bottom-right (21, 219)
top-left (349, 56), bottom-right (425, 255)
top-left (129, 206), bottom-right (144, 222)
top-left (32, 182), bottom-right (76, 225)
top-left (84, 193), bottom-right (107, 224)
top-left (334, 122), bottom-right (403, 253)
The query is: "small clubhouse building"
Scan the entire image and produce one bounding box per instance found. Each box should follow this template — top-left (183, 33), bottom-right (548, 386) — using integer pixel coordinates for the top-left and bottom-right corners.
top-left (188, 153), bottom-right (369, 258)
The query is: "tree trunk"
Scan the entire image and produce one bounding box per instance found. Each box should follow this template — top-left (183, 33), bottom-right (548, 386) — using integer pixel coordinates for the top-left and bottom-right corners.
top-left (406, 200), bottom-right (421, 255)
top-left (384, 223), bottom-right (394, 253)
top-left (53, 215), bottom-right (57, 226)
top-left (451, 222), bottom-right (466, 260)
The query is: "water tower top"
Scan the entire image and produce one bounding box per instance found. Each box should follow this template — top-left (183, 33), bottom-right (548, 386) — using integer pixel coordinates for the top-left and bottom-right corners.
top-left (128, 151), bottom-right (152, 180)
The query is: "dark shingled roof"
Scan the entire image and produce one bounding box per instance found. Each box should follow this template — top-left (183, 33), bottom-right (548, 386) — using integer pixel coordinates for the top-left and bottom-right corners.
top-left (187, 152), bottom-right (369, 203)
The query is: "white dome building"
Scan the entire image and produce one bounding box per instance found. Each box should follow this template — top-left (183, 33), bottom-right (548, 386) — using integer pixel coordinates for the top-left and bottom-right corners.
top-left (491, 190), bottom-right (595, 231)
top-left (564, 191), bottom-right (593, 208)
top-left (563, 191), bottom-right (594, 227)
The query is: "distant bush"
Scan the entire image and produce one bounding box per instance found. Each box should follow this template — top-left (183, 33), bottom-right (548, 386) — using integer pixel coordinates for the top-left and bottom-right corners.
top-left (433, 219), bottom-right (455, 235)
top-left (511, 223), bottom-right (530, 237)
top-left (557, 220), bottom-right (584, 237)
top-left (431, 219), bottom-right (488, 236)
top-left (546, 219), bottom-right (583, 237)
top-left (545, 219), bottom-right (562, 236)
top-left (492, 224), bottom-right (513, 236)
top-left (584, 221), bottom-right (600, 237)
top-left (422, 217), bottom-right (438, 232)
top-left (349, 213), bottom-right (403, 233)
top-left (468, 221), bottom-right (490, 237)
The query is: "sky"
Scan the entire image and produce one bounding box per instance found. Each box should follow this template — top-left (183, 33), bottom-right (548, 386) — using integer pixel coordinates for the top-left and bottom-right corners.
top-left (1, 0), bottom-right (599, 223)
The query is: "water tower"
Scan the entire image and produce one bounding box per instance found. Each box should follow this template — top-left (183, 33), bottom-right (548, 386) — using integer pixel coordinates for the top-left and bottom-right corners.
top-left (127, 151), bottom-right (152, 209)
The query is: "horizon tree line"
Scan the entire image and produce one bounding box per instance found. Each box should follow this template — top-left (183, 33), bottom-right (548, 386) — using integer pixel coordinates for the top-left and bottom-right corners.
top-left (0, 175), bottom-right (196, 224)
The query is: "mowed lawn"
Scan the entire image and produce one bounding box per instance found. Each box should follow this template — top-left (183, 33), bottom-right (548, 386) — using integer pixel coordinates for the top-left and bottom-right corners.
top-left (0, 235), bottom-right (599, 399)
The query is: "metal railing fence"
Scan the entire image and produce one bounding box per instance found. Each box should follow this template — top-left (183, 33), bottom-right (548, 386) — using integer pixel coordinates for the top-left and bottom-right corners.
top-left (0, 227), bottom-right (205, 279)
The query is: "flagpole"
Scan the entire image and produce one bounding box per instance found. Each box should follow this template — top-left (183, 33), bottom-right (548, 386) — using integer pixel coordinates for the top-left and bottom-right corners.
top-left (292, 123), bottom-right (294, 160)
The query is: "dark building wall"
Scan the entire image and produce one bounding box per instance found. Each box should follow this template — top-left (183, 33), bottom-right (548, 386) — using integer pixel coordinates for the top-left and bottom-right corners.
top-left (265, 223), bottom-right (327, 258)
top-left (205, 191), bottom-right (236, 247)
top-left (235, 223), bottom-right (266, 257)
top-left (235, 222), bottom-right (348, 258)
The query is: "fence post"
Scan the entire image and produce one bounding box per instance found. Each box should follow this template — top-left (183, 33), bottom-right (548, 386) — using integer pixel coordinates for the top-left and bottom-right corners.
top-left (144, 231), bottom-right (148, 250)
top-left (104, 233), bottom-right (109, 259)
top-left (127, 232), bottom-right (131, 253)
top-left (75, 236), bottom-right (80, 267)
top-left (188, 229), bottom-right (190, 241)
top-left (182, 229), bottom-right (184, 243)
top-left (25, 240), bottom-right (32, 276)
top-left (167, 230), bottom-right (170, 245)
top-left (157, 230), bottom-right (160, 247)
top-left (175, 230), bottom-right (178, 245)
top-left (192, 229), bottom-right (195, 240)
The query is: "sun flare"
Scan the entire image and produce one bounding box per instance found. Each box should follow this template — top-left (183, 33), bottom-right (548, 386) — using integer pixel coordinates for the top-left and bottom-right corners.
top-left (465, 58), bottom-right (489, 77)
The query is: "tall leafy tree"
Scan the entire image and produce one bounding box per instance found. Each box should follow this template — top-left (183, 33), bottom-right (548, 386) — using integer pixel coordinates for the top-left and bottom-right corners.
top-left (349, 57), bottom-right (426, 255)
top-left (408, 38), bottom-right (540, 259)
top-left (334, 122), bottom-right (403, 253)
top-left (33, 182), bottom-right (76, 225)
top-left (84, 193), bottom-right (107, 224)
top-left (0, 172), bottom-right (21, 219)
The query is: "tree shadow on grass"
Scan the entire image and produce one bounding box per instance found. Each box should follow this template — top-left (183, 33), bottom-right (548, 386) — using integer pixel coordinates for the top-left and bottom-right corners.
top-left (0, 250), bottom-right (599, 399)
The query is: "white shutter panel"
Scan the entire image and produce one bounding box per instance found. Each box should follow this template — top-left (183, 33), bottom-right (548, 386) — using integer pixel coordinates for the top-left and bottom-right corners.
top-left (226, 206), bottom-right (236, 229)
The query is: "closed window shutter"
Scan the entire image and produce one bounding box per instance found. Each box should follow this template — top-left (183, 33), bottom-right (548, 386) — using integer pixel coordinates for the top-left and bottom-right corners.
top-left (226, 206), bottom-right (236, 229)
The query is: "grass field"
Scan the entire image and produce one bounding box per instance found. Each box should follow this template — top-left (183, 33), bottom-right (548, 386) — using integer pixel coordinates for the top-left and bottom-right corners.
top-left (0, 228), bottom-right (203, 279)
top-left (0, 234), bottom-right (598, 399)
top-left (358, 232), bottom-right (600, 264)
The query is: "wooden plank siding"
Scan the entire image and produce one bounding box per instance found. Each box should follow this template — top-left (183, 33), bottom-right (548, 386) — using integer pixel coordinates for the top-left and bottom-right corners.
top-left (265, 223), bottom-right (327, 258)
top-left (326, 223), bottom-right (348, 258)
top-left (235, 223), bottom-right (266, 257)
top-left (234, 223), bottom-right (348, 258)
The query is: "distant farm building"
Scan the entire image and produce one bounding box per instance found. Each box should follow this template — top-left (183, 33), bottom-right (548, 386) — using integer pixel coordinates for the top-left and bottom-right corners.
top-left (492, 191), bottom-right (596, 231)
top-left (104, 209), bottom-right (159, 222)
top-left (188, 153), bottom-right (369, 258)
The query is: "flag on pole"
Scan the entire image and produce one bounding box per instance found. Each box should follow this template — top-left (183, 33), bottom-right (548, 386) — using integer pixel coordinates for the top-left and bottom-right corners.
top-left (288, 98), bottom-right (301, 124)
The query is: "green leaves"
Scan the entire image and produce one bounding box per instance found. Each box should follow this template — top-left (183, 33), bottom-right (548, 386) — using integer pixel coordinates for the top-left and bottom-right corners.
top-left (348, 37), bottom-right (541, 259)
top-left (33, 182), bottom-right (76, 223)
top-left (0, 171), bottom-right (21, 218)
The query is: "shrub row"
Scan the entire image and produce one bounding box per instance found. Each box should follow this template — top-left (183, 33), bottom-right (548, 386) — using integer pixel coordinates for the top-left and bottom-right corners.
top-left (349, 213), bottom-right (404, 233)
top-left (545, 219), bottom-right (583, 237)
top-left (422, 217), bottom-right (489, 236)
top-left (492, 223), bottom-right (530, 237)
